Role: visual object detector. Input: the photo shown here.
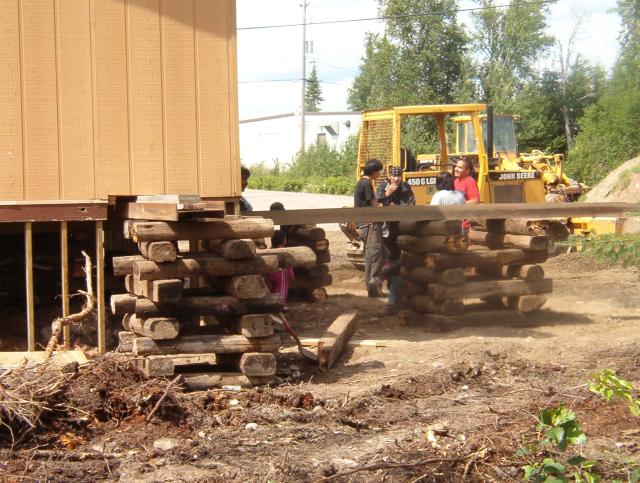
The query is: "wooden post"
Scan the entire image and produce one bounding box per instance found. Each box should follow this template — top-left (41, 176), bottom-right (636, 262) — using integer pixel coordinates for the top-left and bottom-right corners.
top-left (96, 221), bottom-right (106, 354)
top-left (61, 221), bottom-right (71, 349)
top-left (25, 222), bottom-right (35, 352)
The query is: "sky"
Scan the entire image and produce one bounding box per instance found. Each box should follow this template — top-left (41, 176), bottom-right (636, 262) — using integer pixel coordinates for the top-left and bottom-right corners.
top-left (236, 0), bottom-right (622, 120)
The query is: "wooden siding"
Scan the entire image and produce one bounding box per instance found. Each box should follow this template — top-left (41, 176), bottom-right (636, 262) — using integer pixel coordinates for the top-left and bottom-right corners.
top-left (0, 0), bottom-right (240, 201)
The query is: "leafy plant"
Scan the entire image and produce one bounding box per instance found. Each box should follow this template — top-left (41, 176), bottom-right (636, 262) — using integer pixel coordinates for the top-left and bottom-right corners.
top-left (247, 136), bottom-right (358, 195)
top-left (589, 369), bottom-right (640, 417)
top-left (519, 406), bottom-right (599, 482)
top-left (559, 233), bottom-right (640, 269)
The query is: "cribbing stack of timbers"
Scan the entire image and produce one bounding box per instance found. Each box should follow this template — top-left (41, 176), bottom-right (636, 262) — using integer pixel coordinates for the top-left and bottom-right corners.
top-left (111, 215), bottom-right (319, 389)
top-left (398, 218), bottom-right (552, 325)
top-left (282, 224), bottom-right (332, 303)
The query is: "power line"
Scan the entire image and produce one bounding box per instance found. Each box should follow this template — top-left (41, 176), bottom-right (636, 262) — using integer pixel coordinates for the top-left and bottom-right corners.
top-left (237, 0), bottom-right (556, 31)
top-left (315, 61), bottom-right (359, 74)
top-left (239, 78), bottom-right (350, 86)
top-left (239, 79), bottom-right (300, 84)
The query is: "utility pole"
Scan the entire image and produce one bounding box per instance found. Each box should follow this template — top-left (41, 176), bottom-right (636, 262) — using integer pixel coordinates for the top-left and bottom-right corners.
top-left (300, 1), bottom-right (308, 154)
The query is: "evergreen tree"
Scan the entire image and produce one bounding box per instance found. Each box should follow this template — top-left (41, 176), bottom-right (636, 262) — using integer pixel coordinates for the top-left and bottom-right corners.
top-left (305, 65), bottom-right (324, 112)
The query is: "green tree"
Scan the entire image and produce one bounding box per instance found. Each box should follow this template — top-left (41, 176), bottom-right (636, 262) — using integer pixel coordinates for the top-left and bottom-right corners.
top-left (471, 0), bottom-right (556, 111)
top-left (348, 0), bottom-right (468, 110)
top-left (567, 0), bottom-right (640, 186)
top-left (305, 64), bottom-right (324, 112)
top-left (513, 59), bottom-right (605, 155)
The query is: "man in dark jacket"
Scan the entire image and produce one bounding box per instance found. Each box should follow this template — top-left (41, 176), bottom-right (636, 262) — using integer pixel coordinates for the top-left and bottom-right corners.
top-left (376, 166), bottom-right (415, 315)
top-left (376, 166), bottom-right (415, 259)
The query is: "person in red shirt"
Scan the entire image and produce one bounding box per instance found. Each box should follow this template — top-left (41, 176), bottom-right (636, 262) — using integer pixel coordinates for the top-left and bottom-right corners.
top-left (453, 157), bottom-right (480, 232)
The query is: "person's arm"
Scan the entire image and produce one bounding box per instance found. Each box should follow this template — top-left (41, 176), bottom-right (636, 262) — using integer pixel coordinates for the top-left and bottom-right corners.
top-left (465, 179), bottom-right (480, 205)
top-left (384, 181), bottom-right (399, 199)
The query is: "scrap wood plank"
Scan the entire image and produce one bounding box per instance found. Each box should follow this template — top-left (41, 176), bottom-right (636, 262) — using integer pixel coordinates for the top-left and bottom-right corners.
top-left (317, 311), bottom-right (359, 369)
top-left (252, 202), bottom-right (637, 225)
top-left (299, 338), bottom-right (389, 348)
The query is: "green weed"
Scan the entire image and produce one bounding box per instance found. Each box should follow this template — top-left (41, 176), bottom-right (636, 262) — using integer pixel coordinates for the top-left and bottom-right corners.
top-left (589, 369), bottom-right (640, 417)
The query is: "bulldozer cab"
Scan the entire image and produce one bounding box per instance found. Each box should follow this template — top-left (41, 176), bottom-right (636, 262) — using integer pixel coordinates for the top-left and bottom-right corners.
top-left (453, 114), bottom-right (520, 164)
top-left (356, 104), bottom-right (546, 205)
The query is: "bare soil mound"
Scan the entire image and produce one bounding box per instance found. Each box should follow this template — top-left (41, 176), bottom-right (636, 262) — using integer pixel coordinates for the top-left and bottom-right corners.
top-left (585, 157), bottom-right (640, 202)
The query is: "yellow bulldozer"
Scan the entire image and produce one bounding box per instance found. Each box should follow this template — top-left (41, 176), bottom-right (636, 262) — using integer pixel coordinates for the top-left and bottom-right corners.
top-left (343, 103), bottom-right (598, 268)
top-left (354, 103), bottom-right (587, 205)
top-left (451, 112), bottom-right (588, 202)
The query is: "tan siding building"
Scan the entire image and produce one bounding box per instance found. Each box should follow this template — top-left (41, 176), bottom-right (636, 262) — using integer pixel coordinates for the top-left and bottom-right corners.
top-left (0, 0), bottom-right (240, 201)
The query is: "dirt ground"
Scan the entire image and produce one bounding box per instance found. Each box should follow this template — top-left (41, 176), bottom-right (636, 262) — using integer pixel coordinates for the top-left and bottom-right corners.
top-left (1, 228), bottom-right (639, 482)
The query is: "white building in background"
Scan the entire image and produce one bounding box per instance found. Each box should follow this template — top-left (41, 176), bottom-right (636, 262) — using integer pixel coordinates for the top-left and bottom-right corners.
top-left (239, 111), bottom-right (361, 167)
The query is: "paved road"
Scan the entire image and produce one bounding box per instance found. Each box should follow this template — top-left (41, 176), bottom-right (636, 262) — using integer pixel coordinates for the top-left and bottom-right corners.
top-left (244, 189), bottom-right (353, 211)
top-left (244, 189), bottom-right (353, 231)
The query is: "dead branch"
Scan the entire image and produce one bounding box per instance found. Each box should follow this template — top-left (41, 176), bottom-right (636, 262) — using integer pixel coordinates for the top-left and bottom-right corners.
top-left (45, 251), bottom-right (95, 358)
top-left (146, 375), bottom-right (183, 422)
top-left (315, 456), bottom-right (462, 482)
top-left (0, 363), bottom-right (75, 444)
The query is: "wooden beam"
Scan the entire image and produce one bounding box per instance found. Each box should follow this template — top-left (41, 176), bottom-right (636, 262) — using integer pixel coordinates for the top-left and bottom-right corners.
top-left (398, 220), bottom-right (463, 236)
top-left (138, 241), bottom-right (178, 262)
top-left (424, 248), bottom-right (548, 271)
top-left (237, 314), bottom-right (275, 338)
top-left (400, 266), bottom-right (466, 285)
top-left (468, 230), bottom-right (548, 251)
top-left (133, 254), bottom-right (279, 280)
top-left (113, 255), bottom-right (145, 276)
top-left (429, 278), bottom-right (553, 301)
top-left (224, 275), bottom-right (270, 299)
top-left (133, 334), bottom-right (281, 356)
top-left (397, 234), bottom-right (468, 254)
top-left (111, 293), bottom-right (286, 318)
top-left (129, 218), bottom-right (274, 242)
top-left (257, 246), bottom-right (317, 268)
top-left (239, 353), bottom-right (277, 377)
top-left (96, 221), bottom-right (106, 355)
top-left (25, 222), bottom-right (35, 352)
top-left (252, 202), bottom-right (637, 225)
top-left (203, 239), bottom-right (257, 260)
top-left (0, 201), bottom-right (107, 223)
top-left (129, 315), bottom-right (180, 340)
top-left (317, 311), bottom-right (359, 369)
top-left (60, 222), bottom-right (70, 349)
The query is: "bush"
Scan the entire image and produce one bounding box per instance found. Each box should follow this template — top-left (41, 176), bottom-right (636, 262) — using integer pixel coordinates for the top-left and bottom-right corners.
top-left (246, 135), bottom-right (358, 195)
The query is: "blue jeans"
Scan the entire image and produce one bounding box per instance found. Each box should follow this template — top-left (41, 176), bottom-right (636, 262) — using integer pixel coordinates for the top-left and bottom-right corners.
top-left (388, 275), bottom-right (404, 307)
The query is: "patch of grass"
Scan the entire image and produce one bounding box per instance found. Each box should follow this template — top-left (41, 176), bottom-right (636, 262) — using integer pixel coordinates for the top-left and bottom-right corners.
top-left (613, 170), bottom-right (633, 192)
top-left (562, 233), bottom-right (640, 269)
top-left (631, 164), bottom-right (640, 175)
